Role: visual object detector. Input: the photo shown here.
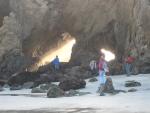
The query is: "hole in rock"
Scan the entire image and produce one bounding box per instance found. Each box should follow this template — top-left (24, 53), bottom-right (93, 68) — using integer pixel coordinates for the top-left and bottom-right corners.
top-left (101, 48), bottom-right (115, 62)
top-left (38, 33), bottom-right (76, 66)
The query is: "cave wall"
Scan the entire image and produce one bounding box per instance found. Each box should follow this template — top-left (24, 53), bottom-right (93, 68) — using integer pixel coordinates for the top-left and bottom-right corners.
top-left (63, 0), bottom-right (150, 73)
top-left (0, 0), bottom-right (150, 78)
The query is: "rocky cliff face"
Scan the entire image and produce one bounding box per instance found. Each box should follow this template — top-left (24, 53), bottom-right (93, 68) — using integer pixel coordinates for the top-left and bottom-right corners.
top-left (0, 0), bottom-right (150, 78)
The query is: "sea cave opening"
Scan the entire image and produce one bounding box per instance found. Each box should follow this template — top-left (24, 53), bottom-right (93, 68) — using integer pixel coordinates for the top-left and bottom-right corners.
top-left (38, 33), bottom-right (76, 66)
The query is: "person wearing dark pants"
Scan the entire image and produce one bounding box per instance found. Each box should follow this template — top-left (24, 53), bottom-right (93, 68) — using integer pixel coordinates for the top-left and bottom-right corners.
top-left (125, 55), bottom-right (134, 76)
top-left (52, 56), bottom-right (60, 71)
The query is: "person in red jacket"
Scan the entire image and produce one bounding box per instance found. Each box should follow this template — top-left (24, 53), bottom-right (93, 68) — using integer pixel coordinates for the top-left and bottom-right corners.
top-left (125, 55), bottom-right (135, 76)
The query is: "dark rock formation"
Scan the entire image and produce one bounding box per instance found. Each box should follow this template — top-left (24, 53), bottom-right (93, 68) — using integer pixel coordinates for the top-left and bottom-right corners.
top-left (103, 77), bottom-right (115, 93)
top-left (47, 84), bottom-right (65, 98)
top-left (125, 80), bottom-right (141, 87)
top-left (65, 66), bottom-right (92, 79)
top-left (33, 72), bottom-right (67, 88)
top-left (88, 78), bottom-right (98, 82)
top-left (128, 88), bottom-right (137, 92)
top-left (97, 77), bottom-right (126, 94)
top-left (59, 77), bottom-right (86, 91)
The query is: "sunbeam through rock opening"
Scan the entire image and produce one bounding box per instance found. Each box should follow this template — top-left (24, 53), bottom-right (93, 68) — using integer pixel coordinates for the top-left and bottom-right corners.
top-left (101, 48), bottom-right (115, 62)
top-left (41, 39), bottom-right (76, 65)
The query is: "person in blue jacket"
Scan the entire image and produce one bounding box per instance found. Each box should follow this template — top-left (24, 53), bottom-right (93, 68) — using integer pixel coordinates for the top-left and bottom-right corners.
top-left (52, 55), bottom-right (60, 71)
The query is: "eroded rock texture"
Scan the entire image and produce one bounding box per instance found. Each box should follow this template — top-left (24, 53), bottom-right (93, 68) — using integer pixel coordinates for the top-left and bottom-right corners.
top-left (0, 0), bottom-right (150, 78)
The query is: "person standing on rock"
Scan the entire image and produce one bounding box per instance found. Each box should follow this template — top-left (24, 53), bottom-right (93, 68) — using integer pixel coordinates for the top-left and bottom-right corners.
top-left (97, 53), bottom-right (109, 96)
top-left (89, 60), bottom-right (97, 74)
top-left (52, 55), bottom-right (60, 71)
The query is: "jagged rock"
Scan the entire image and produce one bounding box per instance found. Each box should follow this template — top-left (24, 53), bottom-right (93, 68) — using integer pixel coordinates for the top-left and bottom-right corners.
top-left (22, 82), bottom-right (34, 89)
top-left (31, 87), bottom-right (46, 93)
top-left (47, 85), bottom-right (65, 98)
top-left (128, 88), bottom-right (137, 92)
top-left (125, 80), bottom-right (141, 87)
top-left (88, 78), bottom-right (98, 82)
top-left (59, 77), bottom-right (86, 91)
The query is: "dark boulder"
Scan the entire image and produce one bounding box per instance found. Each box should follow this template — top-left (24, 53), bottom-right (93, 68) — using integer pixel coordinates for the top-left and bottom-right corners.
top-left (47, 85), bottom-right (65, 98)
top-left (59, 77), bottom-right (86, 91)
top-left (88, 77), bottom-right (98, 82)
top-left (104, 77), bottom-right (115, 93)
top-left (125, 80), bottom-right (141, 87)
top-left (128, 88), bottom-right (137, 92)
top-left (33, 74), bottom-right (52, 87)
